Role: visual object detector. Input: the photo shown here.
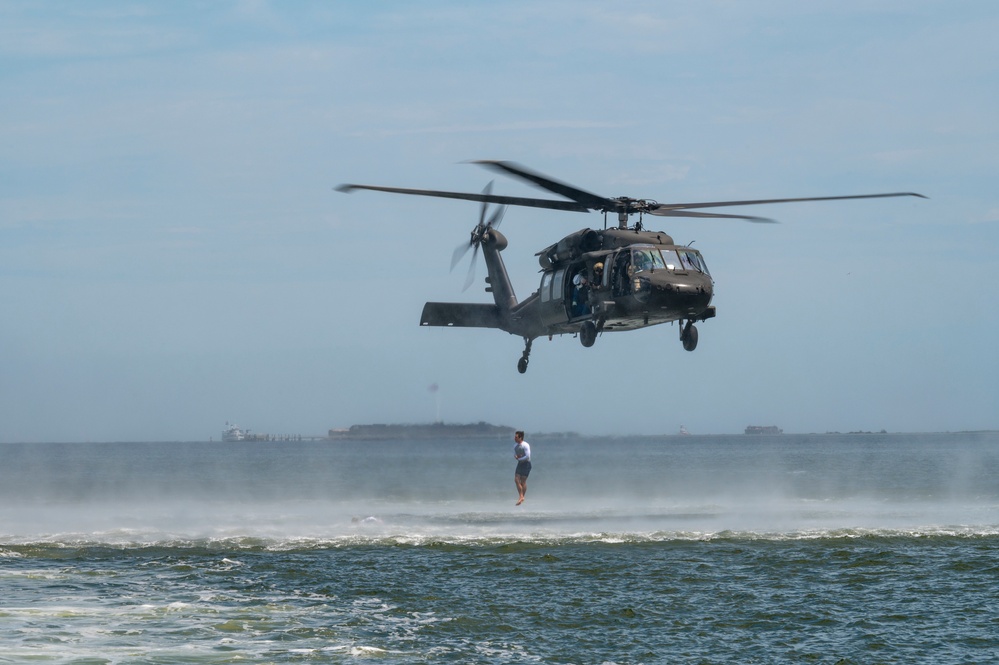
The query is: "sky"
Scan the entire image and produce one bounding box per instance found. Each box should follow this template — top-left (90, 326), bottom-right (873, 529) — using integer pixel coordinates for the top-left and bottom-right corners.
top-left (1, 1), bottom-right (997, 441)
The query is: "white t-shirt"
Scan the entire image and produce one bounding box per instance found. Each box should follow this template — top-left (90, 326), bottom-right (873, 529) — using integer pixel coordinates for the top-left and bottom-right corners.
top-left (514, 441), bottom-right (531, 462)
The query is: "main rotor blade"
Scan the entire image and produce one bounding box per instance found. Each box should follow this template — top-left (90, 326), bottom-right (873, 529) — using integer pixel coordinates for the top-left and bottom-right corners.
top-left (651, 209), bottom-right (776, 223)
top-left (336, 183), bottom-right (590, 212)
top-left (472, 160), bottom-right (613, 211)
top-left (652, 191), bottom-right (926, 213)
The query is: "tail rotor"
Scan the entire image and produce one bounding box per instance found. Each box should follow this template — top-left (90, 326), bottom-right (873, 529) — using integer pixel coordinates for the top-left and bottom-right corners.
top-left (450, 181), bottom-right (506, 291)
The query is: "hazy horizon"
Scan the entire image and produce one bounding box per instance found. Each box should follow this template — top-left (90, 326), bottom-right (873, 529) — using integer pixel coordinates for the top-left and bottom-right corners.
top-left (5, 426), bottom-right (998, 446)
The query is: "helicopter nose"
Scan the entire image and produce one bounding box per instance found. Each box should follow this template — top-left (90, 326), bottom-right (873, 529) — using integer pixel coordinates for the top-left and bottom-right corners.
top-left (652, 275), bottom-right (713, 313)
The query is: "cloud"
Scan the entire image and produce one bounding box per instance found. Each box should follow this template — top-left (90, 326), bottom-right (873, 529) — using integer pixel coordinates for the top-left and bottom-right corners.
top-left (977, 208), bottom-right (999, 224)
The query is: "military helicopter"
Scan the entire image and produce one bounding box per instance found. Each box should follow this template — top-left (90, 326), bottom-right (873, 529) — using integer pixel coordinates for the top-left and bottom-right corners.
top-left (338, 161), bottom-right (923, 373)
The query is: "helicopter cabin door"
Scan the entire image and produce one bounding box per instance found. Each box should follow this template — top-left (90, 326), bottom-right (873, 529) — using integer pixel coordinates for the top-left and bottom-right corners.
top-left (536, 268), bottom-right (571, 328)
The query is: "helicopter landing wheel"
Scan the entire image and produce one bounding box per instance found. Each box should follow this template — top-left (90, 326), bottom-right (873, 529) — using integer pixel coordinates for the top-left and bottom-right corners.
top-left (681, 322), bottom-right (698, 352)
top-left (579, 320), bottom-right (597, 348)
top-left (517, 337), bottom-right (533, 374)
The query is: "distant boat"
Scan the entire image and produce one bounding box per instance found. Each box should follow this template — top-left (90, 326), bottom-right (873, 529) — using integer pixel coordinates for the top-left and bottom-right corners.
top-left (679, 425), bottom-right (691, 436)
top-left (222, 422), bottom-right (246, 442)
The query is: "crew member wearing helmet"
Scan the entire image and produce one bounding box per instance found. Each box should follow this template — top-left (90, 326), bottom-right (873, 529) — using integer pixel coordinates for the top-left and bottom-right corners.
top-left (571, 270), bottom-right (589, 316)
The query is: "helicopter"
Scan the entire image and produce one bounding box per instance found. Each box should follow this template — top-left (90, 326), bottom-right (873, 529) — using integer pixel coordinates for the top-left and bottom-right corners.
top-left (338, 160), bottom-right (924, 373)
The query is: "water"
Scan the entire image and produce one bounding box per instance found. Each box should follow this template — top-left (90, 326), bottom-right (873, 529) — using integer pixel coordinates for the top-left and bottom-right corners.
top-left (2, 432), bottom-right (999, 663)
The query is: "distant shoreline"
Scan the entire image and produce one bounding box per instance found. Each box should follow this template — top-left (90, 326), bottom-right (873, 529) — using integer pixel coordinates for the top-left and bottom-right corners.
top-left (5, 428), bottom-right (997, 446)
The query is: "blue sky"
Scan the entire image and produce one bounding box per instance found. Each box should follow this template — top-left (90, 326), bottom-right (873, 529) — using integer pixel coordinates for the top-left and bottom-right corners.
top-left (1, 1), bottom-right (997, 441)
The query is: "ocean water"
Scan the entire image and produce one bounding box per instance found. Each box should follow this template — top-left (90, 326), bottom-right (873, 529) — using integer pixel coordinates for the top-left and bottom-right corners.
top-left (2, 432), bottom-right (998, 664)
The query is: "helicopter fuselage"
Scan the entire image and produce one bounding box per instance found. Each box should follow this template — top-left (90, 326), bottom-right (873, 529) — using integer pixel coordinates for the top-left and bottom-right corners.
top-left (420, 226), bottom-right (715, 365)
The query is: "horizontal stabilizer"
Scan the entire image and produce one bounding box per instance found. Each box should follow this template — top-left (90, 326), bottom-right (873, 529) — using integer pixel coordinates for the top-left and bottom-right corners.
top-left (420, 302), bottom-right (502, 328)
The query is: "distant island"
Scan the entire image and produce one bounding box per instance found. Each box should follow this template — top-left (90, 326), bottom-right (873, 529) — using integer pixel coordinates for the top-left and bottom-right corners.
top-left (210, 423), bottom-right (995, 443)
top-left (328, 422), bottom-right (516, 440)
top-left (744, 425), bottom-right (783, 435)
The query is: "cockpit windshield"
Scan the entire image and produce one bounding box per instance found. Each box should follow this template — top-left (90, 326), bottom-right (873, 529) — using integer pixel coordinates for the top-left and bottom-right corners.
top-left (630, 246), bottom-right (710, 276)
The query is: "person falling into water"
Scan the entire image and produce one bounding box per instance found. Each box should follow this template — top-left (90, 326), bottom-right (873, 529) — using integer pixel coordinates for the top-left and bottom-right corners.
top-left (513, 430), bottom-right (532, 505)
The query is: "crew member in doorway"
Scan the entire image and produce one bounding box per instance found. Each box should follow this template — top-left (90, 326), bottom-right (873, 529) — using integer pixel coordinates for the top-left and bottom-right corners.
top-left (572, 270), bottom-right (589, 316)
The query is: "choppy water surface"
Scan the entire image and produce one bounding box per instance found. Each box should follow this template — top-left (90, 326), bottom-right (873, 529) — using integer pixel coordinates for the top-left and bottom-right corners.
top-left (2, 432), bottom-right (998, 663)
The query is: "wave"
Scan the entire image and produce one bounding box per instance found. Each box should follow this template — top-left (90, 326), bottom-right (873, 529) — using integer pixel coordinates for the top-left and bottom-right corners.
top-left (4, 521), bottom-right (999, 554)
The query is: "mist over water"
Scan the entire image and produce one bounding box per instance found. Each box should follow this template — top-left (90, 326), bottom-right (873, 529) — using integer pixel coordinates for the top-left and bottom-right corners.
top-left (3, 432), bottom-right (998, 544)
top-left (4, 433), bottom-right (999, 663)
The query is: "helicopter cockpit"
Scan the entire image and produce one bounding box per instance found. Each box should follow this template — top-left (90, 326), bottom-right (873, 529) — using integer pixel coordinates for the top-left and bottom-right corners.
top-left (609, 245), bottom-right (711, 296)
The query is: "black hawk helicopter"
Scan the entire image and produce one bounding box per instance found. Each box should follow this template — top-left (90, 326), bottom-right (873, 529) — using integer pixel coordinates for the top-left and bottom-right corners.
top-left (338, 161), bottom-right (923, 373)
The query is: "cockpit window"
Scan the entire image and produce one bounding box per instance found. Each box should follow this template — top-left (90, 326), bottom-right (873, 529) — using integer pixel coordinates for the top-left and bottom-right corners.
top-left (679, 250), bottom-right (710, 275)
top-left (631, 248), bottom-right (666, 273)
top-left (659, 249), bottom-right (680, 271)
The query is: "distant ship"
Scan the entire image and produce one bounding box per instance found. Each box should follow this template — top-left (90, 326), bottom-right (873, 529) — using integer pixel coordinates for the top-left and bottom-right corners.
top-left (679, 425), bottom-right (691, 436)
top-left (222, 422), bottom-right (246, 442)
top-left (745, 425), bottom-right (783, 435)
